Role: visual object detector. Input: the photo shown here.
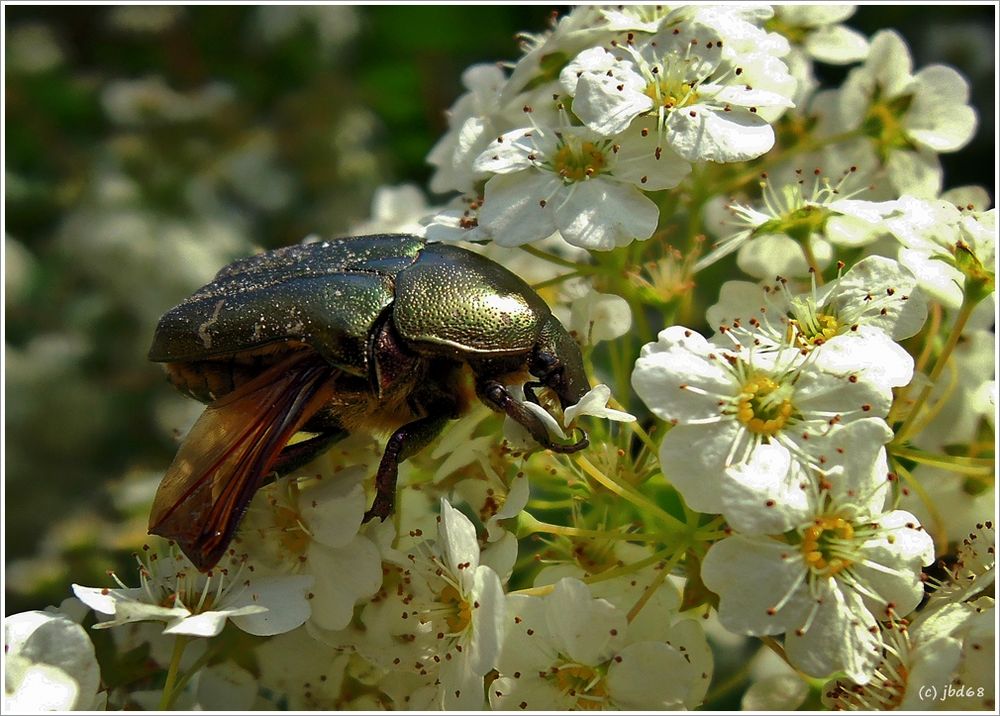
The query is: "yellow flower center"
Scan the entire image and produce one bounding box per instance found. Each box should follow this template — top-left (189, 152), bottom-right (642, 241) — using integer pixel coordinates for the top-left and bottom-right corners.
top-left (862, 92), bottom-right (916, 161)
top-left (736, 375), bottom-right (794, 435)
top-left (790, 312), bottom-right (840, 347)
top-left (273, 505), bottom-right (311, 557)
top-left (643, 78), bottom-right (699, 110)
top-left (438, 584), bottom-right (472, 633)
top-left (552, 141), bottom-right (607, 182)
top-left (800, 515), bottom-right (856, 576)
top-left (755, 202), bottom-right (830, 244)
top-left (552, 664), bottom-right (609, 710)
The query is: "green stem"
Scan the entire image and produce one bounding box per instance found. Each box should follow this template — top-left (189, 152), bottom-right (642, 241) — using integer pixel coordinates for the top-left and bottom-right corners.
top-left (519, 512), bottom-right (664, 542)
top-left (519, 244), bottom-right (593, 271)
top-left (158, 634), bottom-right (190, 710)
top-left (800, 239), bottom-right (825, 282)
top-left (509, 546), bottom-right (677, 597)
top-left (526, 498), bottom-right (580, 510)
top-left (169, 641), bottom-right (222, 700)
top-left (703, 642), bottom-right (766, 705)
top-left (889, 302), bottom-right (943, 426)
top-left (576, 455), bottom-right (686, 532)
top-left (531, 270), bottom-right (583, 291)
top-left (628, 419), bottom-right (659, 461)
top-left (891, 446), bottom-right (995, 478)
top-left (893, 460), bottom-right (947, 554)
top-left (895, 297), bottom-right (977, 444)
top-left (626, 549), bottom-right (681, 622)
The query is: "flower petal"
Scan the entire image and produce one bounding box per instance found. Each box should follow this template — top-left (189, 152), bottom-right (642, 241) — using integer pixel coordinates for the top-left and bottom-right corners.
top-left (545, 578), bottom-right (626, 666)
top-left (722, 443), bottom-right (811, 534)
top-left (478, 172), bottom-right (560, 247)
top-left (552, 179), bottom-right (658, 250)
top-left (607, 641), bottom-right (693, 709)
top-left (666, 106), bottom-right (775, 162)
top-left (563, 384), bottom-right (636, 426)
top-left (439, 498), bottom-right (481, 576)
top-left (631, 326), bottom-right (737, 423)
top-left (702, 535), bottom-right (812, 635)
top-left (229, 574), bottom-right (315, 636)
top-left (783, 580), bottom-right (881, 683)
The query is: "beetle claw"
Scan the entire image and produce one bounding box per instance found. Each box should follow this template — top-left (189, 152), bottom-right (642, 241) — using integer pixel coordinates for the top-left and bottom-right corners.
top-left (480, 380), bottom-right (589, 455)
top-left (523, 381), bottom-right (544, 405)
top-left (545, 427), bottom-right (589, 454)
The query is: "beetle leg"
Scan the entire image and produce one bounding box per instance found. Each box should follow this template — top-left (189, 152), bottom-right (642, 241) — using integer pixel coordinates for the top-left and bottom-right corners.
top-left (363, 413), bottom-right (451, 523)
top-left (259, 429), bottom-right (348, 487)
top-left (523, 380), bottom-right (544, 405)
top-left (479, 380), bottom-right (588, 454)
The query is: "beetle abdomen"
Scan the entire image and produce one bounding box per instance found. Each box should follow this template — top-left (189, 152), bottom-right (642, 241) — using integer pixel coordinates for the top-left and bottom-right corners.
top-left (147, 235), bottom-right (426, 373)
top-left (164, 343), bottom-right (310, 404)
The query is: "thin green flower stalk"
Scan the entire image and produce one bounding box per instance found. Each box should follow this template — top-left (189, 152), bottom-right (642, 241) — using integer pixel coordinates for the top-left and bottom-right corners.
top-left (158, 635), bottom-right (190, 710)
top-left (893, 293), bottom-right (980, 445)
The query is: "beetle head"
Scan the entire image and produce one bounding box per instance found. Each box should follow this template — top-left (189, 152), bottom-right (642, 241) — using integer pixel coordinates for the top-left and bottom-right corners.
top-left (471, 315), bottom-right (589, 454)
top-left (530, 315), bottom-right (590, 410)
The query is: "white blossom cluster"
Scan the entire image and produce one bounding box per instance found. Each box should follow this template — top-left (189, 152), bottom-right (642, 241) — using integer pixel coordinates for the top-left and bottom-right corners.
top-left (5, 4), bottom-right (994, 712)
top-left (426, 4), bottom-right (801, 251)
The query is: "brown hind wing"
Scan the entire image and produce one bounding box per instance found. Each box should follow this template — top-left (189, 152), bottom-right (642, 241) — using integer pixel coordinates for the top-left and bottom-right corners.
top-left (149, 351), bottom-right (337, 571)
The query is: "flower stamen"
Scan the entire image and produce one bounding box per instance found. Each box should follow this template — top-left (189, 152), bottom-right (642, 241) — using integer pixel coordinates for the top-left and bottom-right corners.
top-left (736, 374), bottom-right (795, 435)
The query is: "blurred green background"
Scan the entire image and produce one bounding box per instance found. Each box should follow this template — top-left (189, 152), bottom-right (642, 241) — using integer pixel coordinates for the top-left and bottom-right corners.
top-left (4, 5), bottom-right (995, 618)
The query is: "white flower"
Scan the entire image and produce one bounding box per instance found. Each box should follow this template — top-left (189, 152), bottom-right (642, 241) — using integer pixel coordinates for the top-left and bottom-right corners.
top-left (702, 502), bottom-right (934, 682)
top-left (563, 384), bottom-right (636, 426)
top-left (422, 192), bottom-right (491, 243)
top-left (72, 547), bottom-right (312, 637)
top-left (706, 255), bottom-right (926, 388)
top-left (631, 326), bottom-right (895, 515)
top-left (482, 475), bottom-right (531, 547)
top-left (695, 170), bottom-right (895, 277)
top-left (720, 422), bottom-right (892, 536)
top-left (452, 462), bottom-right (532, 546)
top-left (530, 541), bottom-right (713, 711)
top-left (6, 23), bottom-right (64, 74)
top-left (4, 610), bottom-right (104, 711)
top-left (680, 5), bottom-right (790, 60)
top-left (189, 662), bottom-right (259, 711)
top-left (254, 626), bottom-right (352, 709)
top-left (901, 463), bottom-right (995, 549)
top-left (218, 135), bottom-right (294, 211)
top-left (474, 123), bottom-right (689, 250)
top-left (770, 5), bottom-right (869, 65)
top-left (237, 467), bottom-right (383, 632)
top-left (501, 7), bottom-right (614, 106)
top-left (563, 21), bottom-right (795, 161)
top-left (887, 195), bottom-right (995, 310)
top-left (359, 499), bottom-right (506, 710)
top-left (553, 280), bottom-right (633, 346)
top-left (927, 521), bottom-right (995, 609)
top-left (348, 183), bottom-right (431, 236)
top-left (253, 5), bottom-right (358, 58)
top-left (823, 522), bottom-right (994, 710)
top-left (593, 5), bottom-right (673, 34)
top-left (491, 577), bottom-right (712, 710)
top-left (101, 76), bottom-right (234, 126)
top-left (743, 673), bottom-right (809, 711)
top-left (822, 30), bottom-right (978, 198)
top-left (427, 64), bottom-right (508, 194)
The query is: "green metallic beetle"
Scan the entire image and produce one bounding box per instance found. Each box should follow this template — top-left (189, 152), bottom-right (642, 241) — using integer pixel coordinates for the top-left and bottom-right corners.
top-left (148, 234), bottom-right (590, 570)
